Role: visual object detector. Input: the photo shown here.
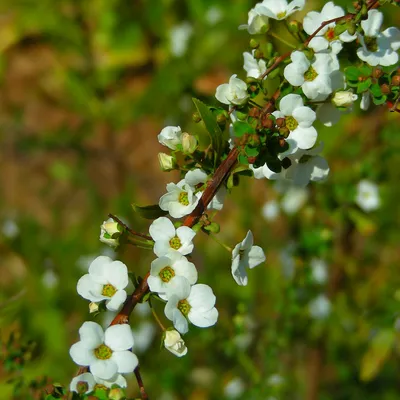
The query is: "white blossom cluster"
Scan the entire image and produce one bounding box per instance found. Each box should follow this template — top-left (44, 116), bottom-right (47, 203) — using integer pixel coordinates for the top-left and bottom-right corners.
top-left (216, 1), bottom-right (400, 187)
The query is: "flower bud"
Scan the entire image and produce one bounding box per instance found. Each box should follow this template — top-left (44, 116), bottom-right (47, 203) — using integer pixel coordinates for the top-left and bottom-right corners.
top-left (182, 133), bottom-right (198, 154)
top-left (249, 38), bottom-right (259, 49)
top-left (89, 302), bottom-right (99, 313)
top-left (164, 329), bottom-right (188, 357)
top-left (372, 67), bottom-right (383, 79)
top-left (287, 20), bottom-right (301, 34)
top-left (346, 21), bottom-right (357, 36)
top-left (158, 153), bottom-right (177, 171)
top-left (109, 388), bottom-right (125, 400)
top-left (275, 117), bottom-right (286, 128)
top-left (100, 218), bottom-right (122, 248)
top-left (380, 84), bottom-right (391, 95)
top-left (279, 127), bottom-right (290, 138)
top-left (391, 75), bottom-right (400, 86)
top-left (332, 91), bottom-right (358, 107)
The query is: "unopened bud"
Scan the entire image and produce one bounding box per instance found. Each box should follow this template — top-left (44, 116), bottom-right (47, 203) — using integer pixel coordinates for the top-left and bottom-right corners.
top-left (275, 117), bottom-right (286, 128)
top-left (109, 388), bottom-right (126, 400)
top-left (254, 49), bottom-right (264, 59)
top-left (334, 22), bottom-right (347, 36)
top-left (372, 67), bottom-right (383, 79)
top-left (249, 107), bottom-right (260, 118)
top-left (279, 127), bottom-right (290, 138)
top-left (287, 20), bottom-right (301, 34)
top-left (158, 153), bottom-right (176, 171)
top-left (265, 42), bottom-right (274, 59)
top-left (182, 133), bottom-right (197, 154)
top-left (100, 218), bottom-right (122, 248)
top-left (164, 329), bottom-right (188, 357)
top-left (192, 112), bottom-right (202, 123)
top-left (381, 83), bottom-right (391, 95)
top-left (392, 75), bottom-right (400, 86)
top-left (332, 90), bottom-right (358, 107)
top-left (262, 117), bottom-right (274, 129)
top-left (346, 21), bottom-right (357, 36)
top-left (89, 302), bottom-right (99, 313)
top-left (249, 38), bottom-right (259, 49)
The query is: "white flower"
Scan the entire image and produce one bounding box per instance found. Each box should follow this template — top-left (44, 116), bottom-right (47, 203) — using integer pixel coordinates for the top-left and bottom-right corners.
top-left (2, 219), bottom-right (19, 239)
top-left (310, 258), bottom-right (328, 284)
top-left (355, 180), bottom-right (380, 212)
top-left (284, 143), bottom-right (330, 187)
top-left (239, 8), bottom-right (269, 34)
top-left (281, 186), bottom-right (309, 214)
top-left (184, 169), bottom-right (226, 210)
top-left (69, 322), bottom-right (138, 380)
top-left (357, 10), bottom-right (400, 67)
top-left (224, 377), bottom-right (245, 399)
top-left (77, 256), bottom-right (130, 312)
top-left (169, 22), bottom-right (193, 57)
top-left (309, 295), bottom-right (331, 319)
top-left (149, 217), bottom-right (196, 257)
top-left (100, 218), bottom-right (122, 248)
top-left (250, 161), bottom-right (283, 181)
top-left (284, 51), bottom-right (337, 100)
top-left (164, 283), bottom-right (218, 334)
top-left (148, 251), bottom-right (197, 298)
top-left (254, 0), bottom-right (305, 21)
top-left (158, 126), bottom-right (183, 150)
top-left (231, 230), bottom-right (266, 286)
top-left (215, 74), bottom-right (249, 106)
top-left (272, 93), bottom-right (318, 150)
top-left (262, 200), bottom-right (280, 221)
top-left (243, 51), bottom-right (267, 79)
top-left (159, 180), bottom-right (201, 218)
top-left (70, 373), bottom-right (95, 394)
top-left (94, 373), bottom-right (127, 389)
top-left (332, 90), bottom-right (358, 107)
top-left (303, 2), bottom-right (356, 54)
top-left (164, 329), bottom-right (188, 357)
top-left (182, 133), bottom-right (197, 154)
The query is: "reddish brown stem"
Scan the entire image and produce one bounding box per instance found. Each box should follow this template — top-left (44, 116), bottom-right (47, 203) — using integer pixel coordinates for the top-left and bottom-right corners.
top-left (108, 213), bottom-right (152, 241)
top-left (134, 365), bottom-right (149, 400)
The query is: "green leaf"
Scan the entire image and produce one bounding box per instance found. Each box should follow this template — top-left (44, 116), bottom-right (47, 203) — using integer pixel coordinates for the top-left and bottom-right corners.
top-left (238, 154), bottom-right (249, 165)
top-left (345, 66), bottom-right (361, 81)
top-left (359, 65), bottom-right (373, 77)
top-left (132, 203), bottom-right (168, 219)
top-left (360, 330), bottom-right (395, 381)
top-left (372, 95), bottom-right (387, 105)
top-left (233, 121), bottom-right (256, 137)
top-left (192, 98), bottom-right (224, 165)
top-left (245, 145), bottom-right (259, 157)
top-left (369, 83), bottom-right (382, 97)
top-left (357, 77), bottom-right (372, 93)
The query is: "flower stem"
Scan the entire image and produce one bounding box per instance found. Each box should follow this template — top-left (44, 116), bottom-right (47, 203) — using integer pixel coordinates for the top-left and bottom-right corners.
top-left (269, 31), bottom-right (296, 49)
top-left (149, 298), bottom-right (166, 331)
top-left (208, 232), bottom-right (232, 253)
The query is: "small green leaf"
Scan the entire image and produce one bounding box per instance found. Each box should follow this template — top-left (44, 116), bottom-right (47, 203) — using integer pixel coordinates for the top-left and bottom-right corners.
top-left (238, 154), bottom-right (249, 165)
top-left (132, 203), bottom-right (168, 220)
top-left (193, 98), bottom-right (224, 165)
top-left (233, 121), bottom-right (256, 137)
top-left (345, 66), bottom-right (361, 81)
top-left (372, 95), bottom-right (387, 105)
top-left (369, 83), bottom-right (382, 97)
top-left (245, 145), bottom-right (259, 157)
top-left (359, 65), bottom-right (373, 76)
top-left (357, 77), bottom-right (372, 93)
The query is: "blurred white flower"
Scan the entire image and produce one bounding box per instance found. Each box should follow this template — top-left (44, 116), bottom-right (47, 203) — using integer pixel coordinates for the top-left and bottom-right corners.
top-left (355, 180), bottom-right (380, 212)
top-left (164, 329), bottom-right (188, 357)
top-left (205, 6), bottom-right (222, 25)
top-left (280, 242), bottom-right (296, 279)
top-left (169, 22), bottom-right (193, 57)
top-left (231, 230), bottom-right (266, 286)
top-left (357, 10), bottom-right (400, 66)
top-left (267, 374), bottom-right (285, 387)
top-left (2, 219), bottom-right (19, 239)
top-left (281, 186), bottom-right (309, 214)
top-left (224, 377), bottom-right (245, 399)
top-left (309, 295), bottom-right (331, 319)
top-left (254, 0), bottom-right (305, 21)
top-left (42, 269), bottom-right (59, 289)
top-left (262, 200), bottom-right (280, 221)
top-left (215, 74), bottom-right (249, 106)
top-left (310, 258), bottom-right (328, 284)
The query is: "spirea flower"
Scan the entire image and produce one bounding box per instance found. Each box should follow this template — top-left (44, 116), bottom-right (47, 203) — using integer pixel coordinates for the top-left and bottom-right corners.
top-left (158, 126), bottom-right (183, 150)
top-left (284, 51), bottom-right (337, 100)
top-left (355, 180), bottom-right (380, 212)
top-left (272, 93), bottom-right (318, 150)
top-left (357, 10), bottom-right (400, 67)
top-left (77, 256), bottom-right (130, 312)
top-left (303, 2), bottom-right (356, 54)
top-left (149, 217), bottom-right (196, 257)
top-left (310, 258), bottom-right (328, 284)
top-left (69, 322), bottom-right (138, 380)
top-left (243, 51), bottom-right (267, 79)
top-left (308, 295), bottom-right (331, 319)
top-left (164, 329), bottom-right (188, 357)
top-left (261, 200), bottom-right (280, 221)
top-left (100, 218), bottom-right (122, 248)
top-left (164, 283), bottom-right (219, 334)
top-left (159, 180), bottom-right (202, 219)
top-left (239, 8), bottom-right (270, 34)
top-left (215, 74), bottom-right (249, 106)
top-left (281, 186), bottom-right (309, 214)
top-left (332, 90), bottom-right (358, 107)
top-left (148, 250), bottom-right (197, 298)
top-left (231, 230), bottom-right (266, 286)
top-left (254, 0), bottom-right (305, 21)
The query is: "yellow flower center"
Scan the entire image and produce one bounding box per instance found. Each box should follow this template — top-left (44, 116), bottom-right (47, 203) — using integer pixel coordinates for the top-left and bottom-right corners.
top-left (324, 27), bottom-right (336, 42)
top-left (178, 299), bottom-right (191, 316)
top-left (94, 344), bottom-right (113, 360)
top-left (178, 192), bottom-right (189, 206)
top-left (364, 36), bottom-right (378, 52)
top-left (159, 266), bottom-right (175, 283)
top-left (285, 116), bottom-right (298, 131)
top-left (304, 66), bottom-right (318, 81)
top-left (169, 235), bottom-right (182, 250)
top-left (102, 283), bottom-right (117, 297)
top-left (277, 11), bottom-right (286, 19)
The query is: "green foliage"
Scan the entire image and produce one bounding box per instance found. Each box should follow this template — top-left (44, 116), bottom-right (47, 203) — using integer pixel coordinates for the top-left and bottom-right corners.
top-left (131, 204), bottom-right (168, 220)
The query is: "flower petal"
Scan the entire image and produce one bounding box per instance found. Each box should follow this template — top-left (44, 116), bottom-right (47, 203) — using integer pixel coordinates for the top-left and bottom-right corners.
top-left (79, 321), bottom-right (104, 348)
top-left (90, 359), bottom-right (118, 380)
top-left (188, 284), bottom-right (216, 311)
top-left (149, 217), bottom-right (175, 242)
top-left (105, 261), bottom-right (128, 290)
top-left (69, 342), bottom-right (96, 366)
top-left (111, 350), bottom-right (139, 373)
top-left (189, 307), bottom-right (219, 328)
top-left (106, 290), bottom-right (127, 311)
top-left (104, 324), bottom-right (134, 351)
top-left (248, 246), bottom-right (266, 269)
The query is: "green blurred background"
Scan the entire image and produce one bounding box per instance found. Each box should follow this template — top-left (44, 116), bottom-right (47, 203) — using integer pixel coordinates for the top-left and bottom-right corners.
top-left (1, 0), bottom-right (400, 399)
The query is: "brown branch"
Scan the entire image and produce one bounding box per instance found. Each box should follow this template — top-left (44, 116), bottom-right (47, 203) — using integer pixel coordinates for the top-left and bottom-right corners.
top-left (108, 213), bottom-right (152, 241)
top-left (135, 365), bottom-right (149, 400)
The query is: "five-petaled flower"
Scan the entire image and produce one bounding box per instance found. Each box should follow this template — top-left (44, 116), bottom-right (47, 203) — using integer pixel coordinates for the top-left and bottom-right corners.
top-left (231, 230), bottom-right (266, 286)
top-left (69, 322), bottom-right (138, 380)
top-left (77, 256), bottom-right (131, 312)
top-left (215, 74), bottom-right (249, 106)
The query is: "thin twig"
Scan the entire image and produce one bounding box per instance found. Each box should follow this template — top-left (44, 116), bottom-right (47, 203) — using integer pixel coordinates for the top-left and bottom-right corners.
top-left (108, 213), bottom-right (152, 240)
top-left (134, 365), bottom-right (149, 400)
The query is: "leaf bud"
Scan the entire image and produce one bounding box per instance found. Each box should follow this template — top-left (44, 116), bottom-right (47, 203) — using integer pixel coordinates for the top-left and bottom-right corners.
top-left (372, 67), bottom-right (383, 79)
top-left (249, 38), bottom-right (259, 49)
top-left (204, 222), bottom-right (220, 233)
top-left (380, 83), bottom-right (391, 94)
top-left (182, 133), bottom-right (198, 154)
top-left (192, 112), bottom-right (202, 123)
top-left (334, 23), bottom-right (348, 36)
top-left (268, 67), bottom-right (281, 79)
top-left (391, 75), bottom-right (400, 86)
top-left (158, 152), bottom-right (177, 171)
